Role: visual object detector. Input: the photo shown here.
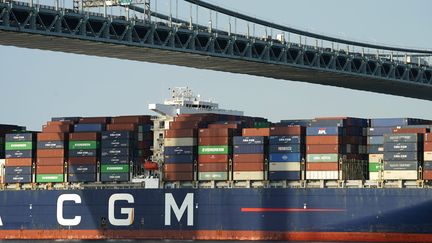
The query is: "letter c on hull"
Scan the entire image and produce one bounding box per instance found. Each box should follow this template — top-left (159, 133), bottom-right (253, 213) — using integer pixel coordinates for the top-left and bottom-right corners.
top-left (57, 194), bottom-right (82, 226)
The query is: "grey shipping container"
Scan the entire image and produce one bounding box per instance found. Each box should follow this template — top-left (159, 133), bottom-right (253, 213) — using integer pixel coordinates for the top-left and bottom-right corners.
top-left (4, 174), bottom-right (32, 183)
top-left (384, 151), bottom-right (420, 161)
top-left (101, 148), bottom-right (132, 157)
top-left (100, 156), bottom-right (131, 164)
top-left (100, 173), bottom-right (129, 182)
top-left (37, 141), bottom-right (65, 149)
top-left (384, 161), bottom-right (418, 170)
top-left (384, 134), bottom-right (421, 143)
top-left (384, 143), bottom-right (419, 152)
top-left (69, 150), bottom-right (98, 157)
top-left (5, 166), bottom-right (32, 174)
top-left (68, 165), bottom-right (97, 174)
top-left (233, 136), bottom-right (265, 145)
top-left (101, 139), bottom-right (133, 148)
top-left (5, 133), bottom-right (34, 142)
top-left (5, 150), bottom-right (33, 159)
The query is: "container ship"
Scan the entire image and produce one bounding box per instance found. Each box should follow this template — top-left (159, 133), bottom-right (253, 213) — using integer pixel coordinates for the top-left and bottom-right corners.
top-left (1, 87), bottom-right (432, 242)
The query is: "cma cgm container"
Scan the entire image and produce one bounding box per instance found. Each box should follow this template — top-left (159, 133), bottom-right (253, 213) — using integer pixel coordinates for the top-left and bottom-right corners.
top-left (101, 131), bottom-right (132, 182)
top-left (4, 133), bottom-right (35, 183)
top-left (68, 132), bottom-right (99, 183)
top-left (268, 126), bottom-right (305, 180)
top-left (383, 133), bottom-right (422, 180)
top-left (232, 136), bottom-right (266, 181)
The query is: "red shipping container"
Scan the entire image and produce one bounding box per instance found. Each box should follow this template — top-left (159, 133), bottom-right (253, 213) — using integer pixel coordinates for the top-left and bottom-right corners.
top-left (198, 163), bottom-right (228, 172)
top-left (198, 155), bottom-right (229, 163)
top-left (175, 116), bottom-right (204, 122)
top-left (164, 164), bottom-right (193, 173)
top-left (37, 133), bottom-right (66, 141)
top-left (68, 157), bottom-right (98, 165)
top-left (37, 149), bottom-right (65, 158)
top-left (79, 117), bottom-right (110, 124)
top-left (36, 165), bottom-right (64, 174)
top-left (198, 128), bottom-right (238, 137)
top-left (233, 154), bottom-right (264, 163)
top-left (307, 145), bottom-right (340, 154)
top-left (270, 126), bottom-right (305, 136)
top-left (393, 128), bottom-right (429, 134)
top-left (306, 136), bottom-right (340, 145)
top-left (69, 132), bottom-right (99, 141)
top-left (233, 162), bottom-right (264, 171)
top-left (307, 162), bottom-right (339, 171)
top-left (47, 121), bottom-right (73, 126)
top-left (37, 157), bottom-right (65, 166)
top-left (5, 158), bottom-right (33, 166)
top-left (425, 142), bottom-right (432, 151)
top-left (242, 128), bottom-right (270, 137)
top-left (198, 137), bottom-right (231, 146)
top-left (423, 170), bottom-right (432, 180)
top-left (42, 125), bottom-right (71, 133)
top-left (164, 172), bottom-right (193, 181)
top-left (106, 124), bottom-right (136, 131)
top-left (208, 124), bottom-right (239, 129)
top-left (170, 121), bottom-right (201, 130)
top-left (164, 129), bottom-right (196, 138)
top-left (111, 115), bottom-right (151, 124)
top-left (425, 133), bottom-right (432, 142)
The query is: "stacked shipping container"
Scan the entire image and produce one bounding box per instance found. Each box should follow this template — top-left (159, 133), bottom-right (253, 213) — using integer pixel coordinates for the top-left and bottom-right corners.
top-left (383, 133), bottom-right (422, 180)
top-left (268, 126), bottom-right (305, 180)
top-left (306, 118), bottom-right (368, 180)
top-left (68, 132), bottom-right (100, 182)
top-left (424, 133), bottom-right (432, 180)
top-left (198, 128), bottom-right (235, 181)
top-left (101, 131), bottom-right (132, 182)
top-left (36, 121), bottom-right (71, 183)
top-left (4, 133), bottom-right (35, 183)
top-left (233, 136), bottom-right (266, 181)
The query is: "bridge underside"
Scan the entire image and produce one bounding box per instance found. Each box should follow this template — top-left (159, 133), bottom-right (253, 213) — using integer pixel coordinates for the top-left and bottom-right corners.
top-left (1, 30), bottom-right (431, 101)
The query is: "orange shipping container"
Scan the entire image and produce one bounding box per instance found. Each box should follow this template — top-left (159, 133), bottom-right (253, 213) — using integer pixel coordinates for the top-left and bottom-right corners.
top-left (270, 126), bottom-right (305, 136)
top-left (306, 136), bottom-right (340, 145)
top-left (242, 128), bottom-right (270, 137)
top-left (307, 145), bottom-right (340, 154)
top-left (233, 154), bottom-right (264, 163)
top-left (198, 137), bottom-right (231, 146)
top-left (208, 124), bottom-right (239, 129)
top-left (198, 155), bottom-right (229, 163)
top-left (423, 170), bottom-right (432, 180)
top-left (306, 162), bottom-right (339, 171)
top-left (165, 129), bottom-right (196, 138)
top-left (198, 128), bottom-right (237, 137)
top-left (69, 132), bottom-right (99, 141)
top-left (393, 128), bottom-right (429, 134)
top-left (37, 149), bottom-right (65, 158)
top-left (425, 142), bottom-right (432, 151)
top-left (164, 164), bottom-right (193, 173)
top-left (79, 117), bottom-right (110, 124)
top-left (68, 157), bottom-right (97, 165)
top-left (106, 124), bottom-right (136, 132)
top-left (5, 158), bottom-right (33, 167)
top-left (233, 162), bottom-right (264, 171)
top-left (42, 125), bottom-right (71, 133)
top-left (47, 121), bottom-right (73, 126)
top-left (425, 133), bottom-right (432, 142)
top-left (164, 172), bottom-right (193, 181)
top-left (198, 163), bottom-right (228, 172)
top-left (36, 165), bottom-right (64, 174)
top-left (36, 157), bottom-right (65, 166)
top-left (37, 133), bottom-right (66, 141)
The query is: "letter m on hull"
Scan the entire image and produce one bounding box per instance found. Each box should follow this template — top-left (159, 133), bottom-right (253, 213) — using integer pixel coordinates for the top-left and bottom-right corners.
top-left (164, 193), bottom-right (194, 226)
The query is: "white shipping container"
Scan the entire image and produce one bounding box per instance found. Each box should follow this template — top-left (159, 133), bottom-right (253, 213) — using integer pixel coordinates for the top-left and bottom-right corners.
top-left (383, 170), bottom-right (418, 180)
top-left (164, 137), bottom-right (197, 147)
top-left (306, 171), bottom-right (338, 180)
top-left (369, 154), bottom-right (384, 163)
top-left (369, 172), bottom-right (381, 181)
top-left (269, 162), bottom-right (300, 171)
top-left (233, 171), bottom-right (264, 181)
top-left (424, 152), bottom-right (432, 161)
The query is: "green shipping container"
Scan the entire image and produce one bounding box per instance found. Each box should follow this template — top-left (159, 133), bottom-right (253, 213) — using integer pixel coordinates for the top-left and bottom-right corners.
top-left (5, 142), bottom-right (33, 150)
top-left (369, 163), bottom-right (381, 172)
top-left (69, 141), bottom-right (98, 150)
top-left (101, 164), bottom-right (130, 173)
top-left (307, 154), bottom-right (339, 163)
top-left (198, 172), bottom-right (228, 181)
top-left (198, 146), bottom-right (230, 155)
top-left (36, 174), bottom-right (64, 183)
top-left (253, 121), bottom-right (270, 128)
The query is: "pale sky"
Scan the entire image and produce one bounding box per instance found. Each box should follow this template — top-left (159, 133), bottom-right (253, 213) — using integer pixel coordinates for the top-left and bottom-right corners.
top-left (1, 0), bottom-right (431, 130)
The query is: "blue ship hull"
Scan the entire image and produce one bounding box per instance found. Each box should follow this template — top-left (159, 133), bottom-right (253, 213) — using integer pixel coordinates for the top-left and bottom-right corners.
top-left (0, 188), bottom-right (431, 241)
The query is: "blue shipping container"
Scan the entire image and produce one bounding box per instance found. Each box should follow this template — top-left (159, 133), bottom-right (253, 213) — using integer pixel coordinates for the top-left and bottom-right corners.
top-left (233, 136), bottom-right (265, 145)
top-left (100, 156), bottom-right (130, 164)
top-left (100, 173), bottom-right (129, 182)
top-left (268, 171), bottom-right (301, 180)
top-left (164, 146), bottom-right (195, 155)
top-left (367, 145), bottom-right (384, 154)
top-left (269, 144), bottom-right (301, 153)
top-left (102, 131), bottom-right (133, 140)
top-left (269, 153), bottom-right (301, 162)
top-left (68, 165), bottom-right (97, 174)
top-left (306, 127), bottom-right (343, 136)
top-left (367, 127), bottom-right (395, 136)
top-left (37, 141), bottom-right (65, 149)
top-left (233, 145), bottom-right (264, 154)
top-left (269, 136), bottom-right (301, 145)
top-left (5, 166), bottom-right (32, 175)
top-left (69, 150), bottom-right (98, 157)
top-left (5, 150), bottom-right (33, 159)
top-left (370, 118), bottom-right (424, 127)
top-left (4, 174), bottom-right (32, 183)
top-left (5, 133), bottom-right (34, 142)
top-left (101, 148), bottom-right (132, 157)
top-left (383, 151), bottom-right (420, 161)
top-left (368, 136), bottom-right (384, 145)
top-left (68, 173), bottom-right (97, 182)
top-left (384, 143), bottom-right (418, 152)
top-left (74, 124), bottom-right (105, 132)
top-left (164, 154), bottom-right (195, 163)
